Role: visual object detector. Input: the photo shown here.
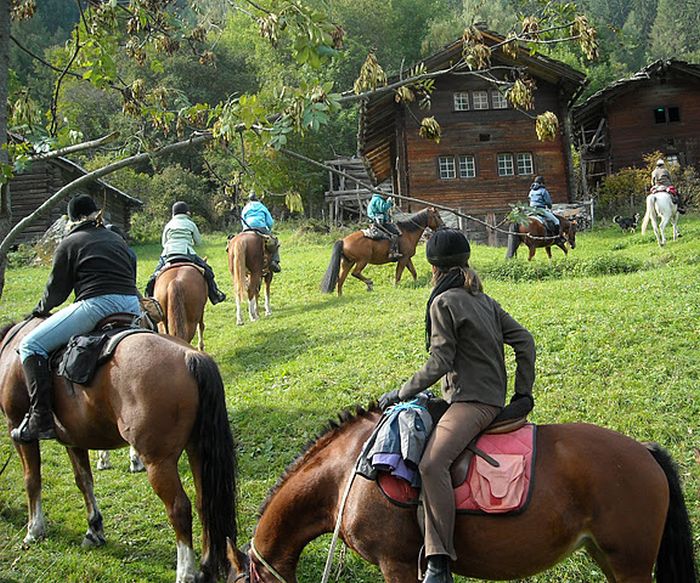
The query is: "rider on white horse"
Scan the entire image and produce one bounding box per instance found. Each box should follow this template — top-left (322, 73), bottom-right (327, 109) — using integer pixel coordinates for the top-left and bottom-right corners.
top-left (651, 159), bottom-right (685, 214)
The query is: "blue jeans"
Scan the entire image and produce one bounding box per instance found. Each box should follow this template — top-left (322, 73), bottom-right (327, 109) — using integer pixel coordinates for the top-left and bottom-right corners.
top-left (19, 294), bottom-right (140, 362)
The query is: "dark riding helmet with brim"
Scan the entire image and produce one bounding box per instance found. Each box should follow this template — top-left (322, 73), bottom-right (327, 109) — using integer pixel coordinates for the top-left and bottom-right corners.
top-left (172, 201), bottom-right (190, 216)
top-left (67, 194), bottom-right (98, 221)
top-left (426, 228), bottom-right (470, 269)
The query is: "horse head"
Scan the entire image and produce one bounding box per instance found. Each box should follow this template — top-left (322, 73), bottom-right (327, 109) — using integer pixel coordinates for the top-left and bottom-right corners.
top-left (427, 207), bottom-right (444, 231)
top-left (564, 219), bottom-right (577, 249)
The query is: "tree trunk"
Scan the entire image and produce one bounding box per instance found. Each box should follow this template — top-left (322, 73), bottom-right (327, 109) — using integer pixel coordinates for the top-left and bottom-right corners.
top-left (0, 0), bottom-right (12, 300)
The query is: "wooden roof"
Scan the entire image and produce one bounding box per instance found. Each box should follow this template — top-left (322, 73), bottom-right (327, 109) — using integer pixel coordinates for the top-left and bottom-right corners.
top-left (358, 30), bottom-right (586, 184)
top-left (572, 60), bottom-right (700, 126)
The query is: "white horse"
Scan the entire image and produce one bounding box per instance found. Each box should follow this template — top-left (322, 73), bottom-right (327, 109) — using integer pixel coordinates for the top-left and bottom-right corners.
top-left (641, 190), bottom-right (679, 246)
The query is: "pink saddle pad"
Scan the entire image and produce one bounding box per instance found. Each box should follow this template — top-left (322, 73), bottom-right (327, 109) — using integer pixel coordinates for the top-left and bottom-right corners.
top-left (377, 424), bottom-right (536, 515)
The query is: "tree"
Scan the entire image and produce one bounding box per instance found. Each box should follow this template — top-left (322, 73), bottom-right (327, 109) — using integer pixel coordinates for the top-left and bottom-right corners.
top-left (0, 0), bottom-right (598, 299)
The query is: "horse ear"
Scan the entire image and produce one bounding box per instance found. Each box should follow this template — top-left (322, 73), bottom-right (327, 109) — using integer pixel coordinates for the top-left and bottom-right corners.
top-left (226, 537), bottom-right (247, 573)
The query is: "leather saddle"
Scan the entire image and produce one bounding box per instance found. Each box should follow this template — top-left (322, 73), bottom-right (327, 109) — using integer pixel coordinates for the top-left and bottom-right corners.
top-left (157, 256), bottom-right (205, 277)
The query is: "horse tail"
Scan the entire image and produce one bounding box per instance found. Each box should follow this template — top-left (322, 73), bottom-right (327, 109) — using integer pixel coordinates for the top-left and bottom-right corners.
top-left (233, 237), bottom-right (248, 301)
top-left (646, 443), bottom-right (697, 583)
top-left (167, 280), bottom-right (187, 339)
top-left (641, 194), bottom-right (656, 235)
top-left (185, 351), bottom-right (238, 579)
top-left (321, 240), bottom-right (343, 293)
top-left (505, 223), bottom-right (520, 259)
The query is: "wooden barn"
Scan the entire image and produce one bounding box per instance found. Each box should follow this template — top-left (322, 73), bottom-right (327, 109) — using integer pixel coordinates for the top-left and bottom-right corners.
top-left (358, 30), bottom-right (586, 242)
top-left (573, 60), bottom-right (700, 189)
top-left (6, 155), bottom-right (142, 245)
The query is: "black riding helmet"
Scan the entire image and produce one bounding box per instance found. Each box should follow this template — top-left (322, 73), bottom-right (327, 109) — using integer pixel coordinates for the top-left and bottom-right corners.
top-left (426, 228), bottom-right (470, 269)
top-left (172, 201), bottom-right (190, 216)
top-left (67, 195), bottom-right (98, 222)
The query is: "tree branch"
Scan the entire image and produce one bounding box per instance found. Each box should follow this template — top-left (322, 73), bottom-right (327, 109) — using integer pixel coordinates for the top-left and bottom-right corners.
top-left (27, 132), bottom-right (120, 162)
top-left (0, 133), bottom-right (212, 257)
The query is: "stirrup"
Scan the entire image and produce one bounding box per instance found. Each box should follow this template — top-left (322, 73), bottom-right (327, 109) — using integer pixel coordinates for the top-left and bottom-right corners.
top-left (11, 413), bottom-right (56, 443)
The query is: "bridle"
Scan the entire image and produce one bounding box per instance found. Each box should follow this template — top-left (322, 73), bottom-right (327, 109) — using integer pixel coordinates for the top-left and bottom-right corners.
top-left (248, 538), bottom-right (288, 583)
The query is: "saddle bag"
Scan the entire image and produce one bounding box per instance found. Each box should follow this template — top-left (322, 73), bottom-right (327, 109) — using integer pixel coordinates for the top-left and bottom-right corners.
top-left (57, 334), bottom-right (110, 385)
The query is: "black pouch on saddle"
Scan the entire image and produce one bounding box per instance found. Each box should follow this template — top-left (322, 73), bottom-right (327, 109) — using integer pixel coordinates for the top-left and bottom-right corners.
top-left (56, 326), bottom-right (151, 385)
top-left (57, 333), bottom-right (110, 385)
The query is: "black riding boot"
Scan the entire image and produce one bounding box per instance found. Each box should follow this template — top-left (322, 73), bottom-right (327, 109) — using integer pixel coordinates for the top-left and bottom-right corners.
top-left (388, 235), bottom-right (403, 260)
top-left (11, 355), bottom-right (56, 443)
top-left (423, 555), bottom-right (453, 583)
top-left (203, 264), bottom-right (226, 305)
top-left (144, 273), bottom-right (156, 297)
top-left (269, 248), bottom-right (282, 273)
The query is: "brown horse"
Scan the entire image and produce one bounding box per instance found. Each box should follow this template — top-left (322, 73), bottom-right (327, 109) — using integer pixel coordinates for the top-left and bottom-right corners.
top-left (226, 406), bottom-right (696, 583)
top-left (227, 231), bottom-right (273, 326)
top-left (155, 263), bottom-right (208, 350)
top-left (0, 319), bottom-right (237, 583)
top-left (321, 208), bottom-right (444, 296)
top-left (505, 215), bottom-right (577, 261)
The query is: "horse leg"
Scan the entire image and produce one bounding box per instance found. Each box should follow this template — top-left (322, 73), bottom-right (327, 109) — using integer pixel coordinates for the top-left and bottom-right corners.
top-left (129, 446), bottom-right (145, 473)
top-left (197, 316), bottom-right (205, 352)
top-left (235, 289), bottom-right (244, 326)
top-left (65, 447), bottom-right (106, 547)
top-left (672, 214), bottom-right (679, 241)
top-left (658, 212), bottom-right (670, 246)
top-left (96, 450), bottom-right (112, 470)
top-left (394, 260), bottom-right (407, 286)
top-left (379, 561), bottom-right (418, 582)
top-left (248, 274), bottom-right (261, 322)
top-left (406, 258), bottom-right (418, 281)
top-left (14, 441), bottom-right (46, 545)
top-left (527, 245), bottom-right (536, 261)
top-left (185, 444), bottom-right (213, 579)
top-left (351, 261), bottom-right (373, 292)
top-left (263, 275), bottom-right (272, 317)
top-left (545, 246), bottom-right (553, 263)
top-left (144, 459), bottom-right (197, 583)
top-left (337, 258), bottom-right (353, 297)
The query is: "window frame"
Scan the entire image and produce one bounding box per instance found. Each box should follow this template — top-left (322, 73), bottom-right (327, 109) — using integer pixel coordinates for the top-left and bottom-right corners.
top-left (497, 153), bottom-right (515, 177)
top-left (472, 90), bottom-right (489, 110)
top-left (516, 152), bottom-right (534, 176)
top-left (491, 90), bottom-right (508, 109)
top-left (453, 92), bottom-right (470, 111)
top-left (458, 155), bottom-right (476, 179)
top-left (438, 155), bottom-right (457, 180)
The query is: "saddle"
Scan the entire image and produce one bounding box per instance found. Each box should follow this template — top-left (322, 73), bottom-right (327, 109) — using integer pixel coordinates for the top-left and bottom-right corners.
top-left (51, 314), bottom-right (155, 385)
top-left (373, 399), bottom-right (537, 515)
top-left (528, 213), bottom-right (560, 238)
top-left (362, 223), bottom-right (392, 241)
top-left (157, 256), bottom-right (205, 278)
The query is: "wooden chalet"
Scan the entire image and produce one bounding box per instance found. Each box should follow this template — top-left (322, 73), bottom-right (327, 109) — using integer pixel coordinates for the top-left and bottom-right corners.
top-left (6, 154), bottom-right (142, 245)
top-left (573, 60), bottom-right (700, 190)
top-left (358, 30), bottom-right (586, 242)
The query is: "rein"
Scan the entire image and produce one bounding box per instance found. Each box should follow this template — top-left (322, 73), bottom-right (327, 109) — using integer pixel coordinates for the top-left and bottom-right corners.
top-left (250, 538), bottom-right (288, 583)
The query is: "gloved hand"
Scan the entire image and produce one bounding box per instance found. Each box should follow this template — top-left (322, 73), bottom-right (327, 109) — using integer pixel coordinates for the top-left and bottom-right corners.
top-left (31, 307), bottom-right (50, 319)
top-left (378, 389), bottom-right (400, 411)
top-left (510, 392), bottom-right (534, 411)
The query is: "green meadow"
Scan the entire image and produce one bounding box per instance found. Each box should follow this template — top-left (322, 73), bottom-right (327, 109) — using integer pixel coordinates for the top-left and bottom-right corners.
top-left (1, 218), bottom-right (699, 582)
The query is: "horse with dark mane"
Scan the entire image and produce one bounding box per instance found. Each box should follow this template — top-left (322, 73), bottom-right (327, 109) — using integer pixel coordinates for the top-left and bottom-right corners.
top-left (155, 263), bottom-right (208, 350)
top-left (226, 405), bottom-right (696, 583)
top-left (0, 319), bottom-right (237, 583)
top-left (321, 208), bottom-right (443, 296)
top-left (505, 216), bottom-right (577, 261)
top-left (227, 231), bottom-right (274, 326)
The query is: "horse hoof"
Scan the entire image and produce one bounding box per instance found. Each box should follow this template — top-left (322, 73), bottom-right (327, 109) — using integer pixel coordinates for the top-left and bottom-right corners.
top-left (236, 320), bottom-right (244, 326)
top-left (129, 462), bottom-right (146, 473)
top-left (96, 461), bottom-right (112, 471)
top-left (81, 532), bottom-right (106, 548)
top-left (22, 531), bottom-right (45, 546)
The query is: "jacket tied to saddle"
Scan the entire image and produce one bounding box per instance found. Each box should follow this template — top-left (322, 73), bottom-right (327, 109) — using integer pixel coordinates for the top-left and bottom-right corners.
top-left (399, 288), bottom-right (536, 406)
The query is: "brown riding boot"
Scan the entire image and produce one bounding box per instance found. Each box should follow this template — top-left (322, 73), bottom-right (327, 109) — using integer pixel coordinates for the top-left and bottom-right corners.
top-left (11, 355), bottom-right (56, 443)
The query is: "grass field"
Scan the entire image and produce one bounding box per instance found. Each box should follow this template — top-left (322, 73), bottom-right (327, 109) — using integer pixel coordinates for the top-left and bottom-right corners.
top-left (1, 217), bottom-right (699, 582)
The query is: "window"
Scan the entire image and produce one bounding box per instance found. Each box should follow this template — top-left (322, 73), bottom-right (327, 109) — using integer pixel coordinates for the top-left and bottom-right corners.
top-left (472, 90), bottom-right (489, 110)
top-left (459, 155), bottom-right (476, 178)
top-left (491, 90), bottom-right (508, 109)
top-left (479, 133), bottom-right (491, 142)
top-left (654, 106), bottom-right (681, 123)
top-left (666, 154), bottom-right (680, 165)
top-left (0, 184), bottom-right (7, 217)
top-left (438, 156), bottom-right (456, 179)
top-left (453, 92), bottom-right (470, 111)
top-left (497, 153), bottom-right (514, 176)
top-left (516, 153), bottom-right (534, 175)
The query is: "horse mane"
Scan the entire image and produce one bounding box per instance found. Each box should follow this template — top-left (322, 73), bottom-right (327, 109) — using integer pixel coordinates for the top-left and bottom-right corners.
top-left (396, 209), bottom-right (431, 233)
top-left (0, 322), bottom-right (16, 343)
top-left (257, 403), bottom-right (379, 517)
